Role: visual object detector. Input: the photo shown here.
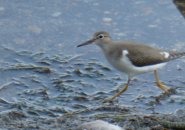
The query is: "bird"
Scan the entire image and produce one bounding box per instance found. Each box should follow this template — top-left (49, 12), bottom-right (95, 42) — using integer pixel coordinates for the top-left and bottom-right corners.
top-left (77, 31), bottom-right (185, 102)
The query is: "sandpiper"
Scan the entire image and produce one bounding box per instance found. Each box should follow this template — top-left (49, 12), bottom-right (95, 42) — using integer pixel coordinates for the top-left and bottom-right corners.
top-left (77, 31), bottom-right (185, 102)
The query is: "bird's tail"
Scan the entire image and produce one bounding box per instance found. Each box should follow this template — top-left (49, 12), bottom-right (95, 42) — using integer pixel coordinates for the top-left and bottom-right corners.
top-left (169, 51), bottom-right (185, 60)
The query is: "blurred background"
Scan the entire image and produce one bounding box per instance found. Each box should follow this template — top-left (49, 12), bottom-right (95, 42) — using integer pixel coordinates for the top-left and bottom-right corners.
top-left (0, 0), bottom-right (185, 129)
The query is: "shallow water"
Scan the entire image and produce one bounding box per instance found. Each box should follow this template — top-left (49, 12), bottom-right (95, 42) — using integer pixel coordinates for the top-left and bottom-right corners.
top-left (0, 0), bottom-right (185, 129)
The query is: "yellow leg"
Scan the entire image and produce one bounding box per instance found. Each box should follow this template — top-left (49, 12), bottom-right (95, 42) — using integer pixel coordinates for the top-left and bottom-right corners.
top-left (103, 79), bottom-right (130, 102)
top-left (154, 70), bottom-right (171, 93)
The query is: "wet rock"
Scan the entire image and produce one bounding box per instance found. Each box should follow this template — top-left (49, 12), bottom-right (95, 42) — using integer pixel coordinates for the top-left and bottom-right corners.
top-left (77, 120), bottom-right (123, 130)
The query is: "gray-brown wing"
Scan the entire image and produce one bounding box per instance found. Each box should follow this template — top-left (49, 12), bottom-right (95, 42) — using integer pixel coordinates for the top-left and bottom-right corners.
top-left (124, 44), bottom-right (169, 67)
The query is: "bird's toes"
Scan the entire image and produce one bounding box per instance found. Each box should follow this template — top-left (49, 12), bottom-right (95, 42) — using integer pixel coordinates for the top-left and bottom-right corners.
top-left (166, 88), bottom-right (176, 94)
top-left (163, 88), bottom-right (176, 96)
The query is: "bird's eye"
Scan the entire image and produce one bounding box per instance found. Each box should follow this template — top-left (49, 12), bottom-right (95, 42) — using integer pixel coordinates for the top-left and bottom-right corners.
top-left (97, 34), bottom-right (104, 39)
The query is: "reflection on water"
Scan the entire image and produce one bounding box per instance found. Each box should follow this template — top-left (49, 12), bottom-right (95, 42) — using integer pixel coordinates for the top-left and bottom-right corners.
top-left (0, 0), bottom-right (185, 129)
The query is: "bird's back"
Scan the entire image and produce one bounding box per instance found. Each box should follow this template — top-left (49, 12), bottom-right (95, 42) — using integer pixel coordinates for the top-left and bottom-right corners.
top-left (106, 42), bottom-right (185, 67)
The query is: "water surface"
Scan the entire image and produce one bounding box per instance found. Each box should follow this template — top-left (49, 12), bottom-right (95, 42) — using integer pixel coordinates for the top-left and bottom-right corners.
top-left (0, 0), bottom-right (185, 129)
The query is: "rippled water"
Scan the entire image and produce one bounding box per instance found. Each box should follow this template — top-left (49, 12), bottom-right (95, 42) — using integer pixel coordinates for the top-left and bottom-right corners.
top-left (0, 0), bottom-right (185, 129)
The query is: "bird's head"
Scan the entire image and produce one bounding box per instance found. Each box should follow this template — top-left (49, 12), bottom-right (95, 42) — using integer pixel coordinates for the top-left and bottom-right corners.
top-left (77, 31), bottom-right (111, 48)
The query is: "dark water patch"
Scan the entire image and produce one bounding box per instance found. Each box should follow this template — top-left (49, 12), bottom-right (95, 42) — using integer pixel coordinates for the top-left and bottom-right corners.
top-left (174, 0), bottom-right (185, 18)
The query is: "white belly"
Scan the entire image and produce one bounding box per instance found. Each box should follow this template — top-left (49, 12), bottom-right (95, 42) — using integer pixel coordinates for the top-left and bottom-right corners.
top-left (106, 55), bottom-right (166, 78)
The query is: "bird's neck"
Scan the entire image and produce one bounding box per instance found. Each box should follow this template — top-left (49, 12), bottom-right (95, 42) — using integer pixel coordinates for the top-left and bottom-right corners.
top-left (97, 43), bottom-right (111, 55)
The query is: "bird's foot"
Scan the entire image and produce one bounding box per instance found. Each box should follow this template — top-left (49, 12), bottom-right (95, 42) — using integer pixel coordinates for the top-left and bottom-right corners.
top-left (156, 81), bottom-right (175, 94)
top-left (164, 87), bottom-right (176, 95)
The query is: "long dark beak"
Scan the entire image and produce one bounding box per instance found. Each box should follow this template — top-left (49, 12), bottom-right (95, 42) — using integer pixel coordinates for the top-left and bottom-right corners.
top-left (77, 38), bottom-right (96, 47)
